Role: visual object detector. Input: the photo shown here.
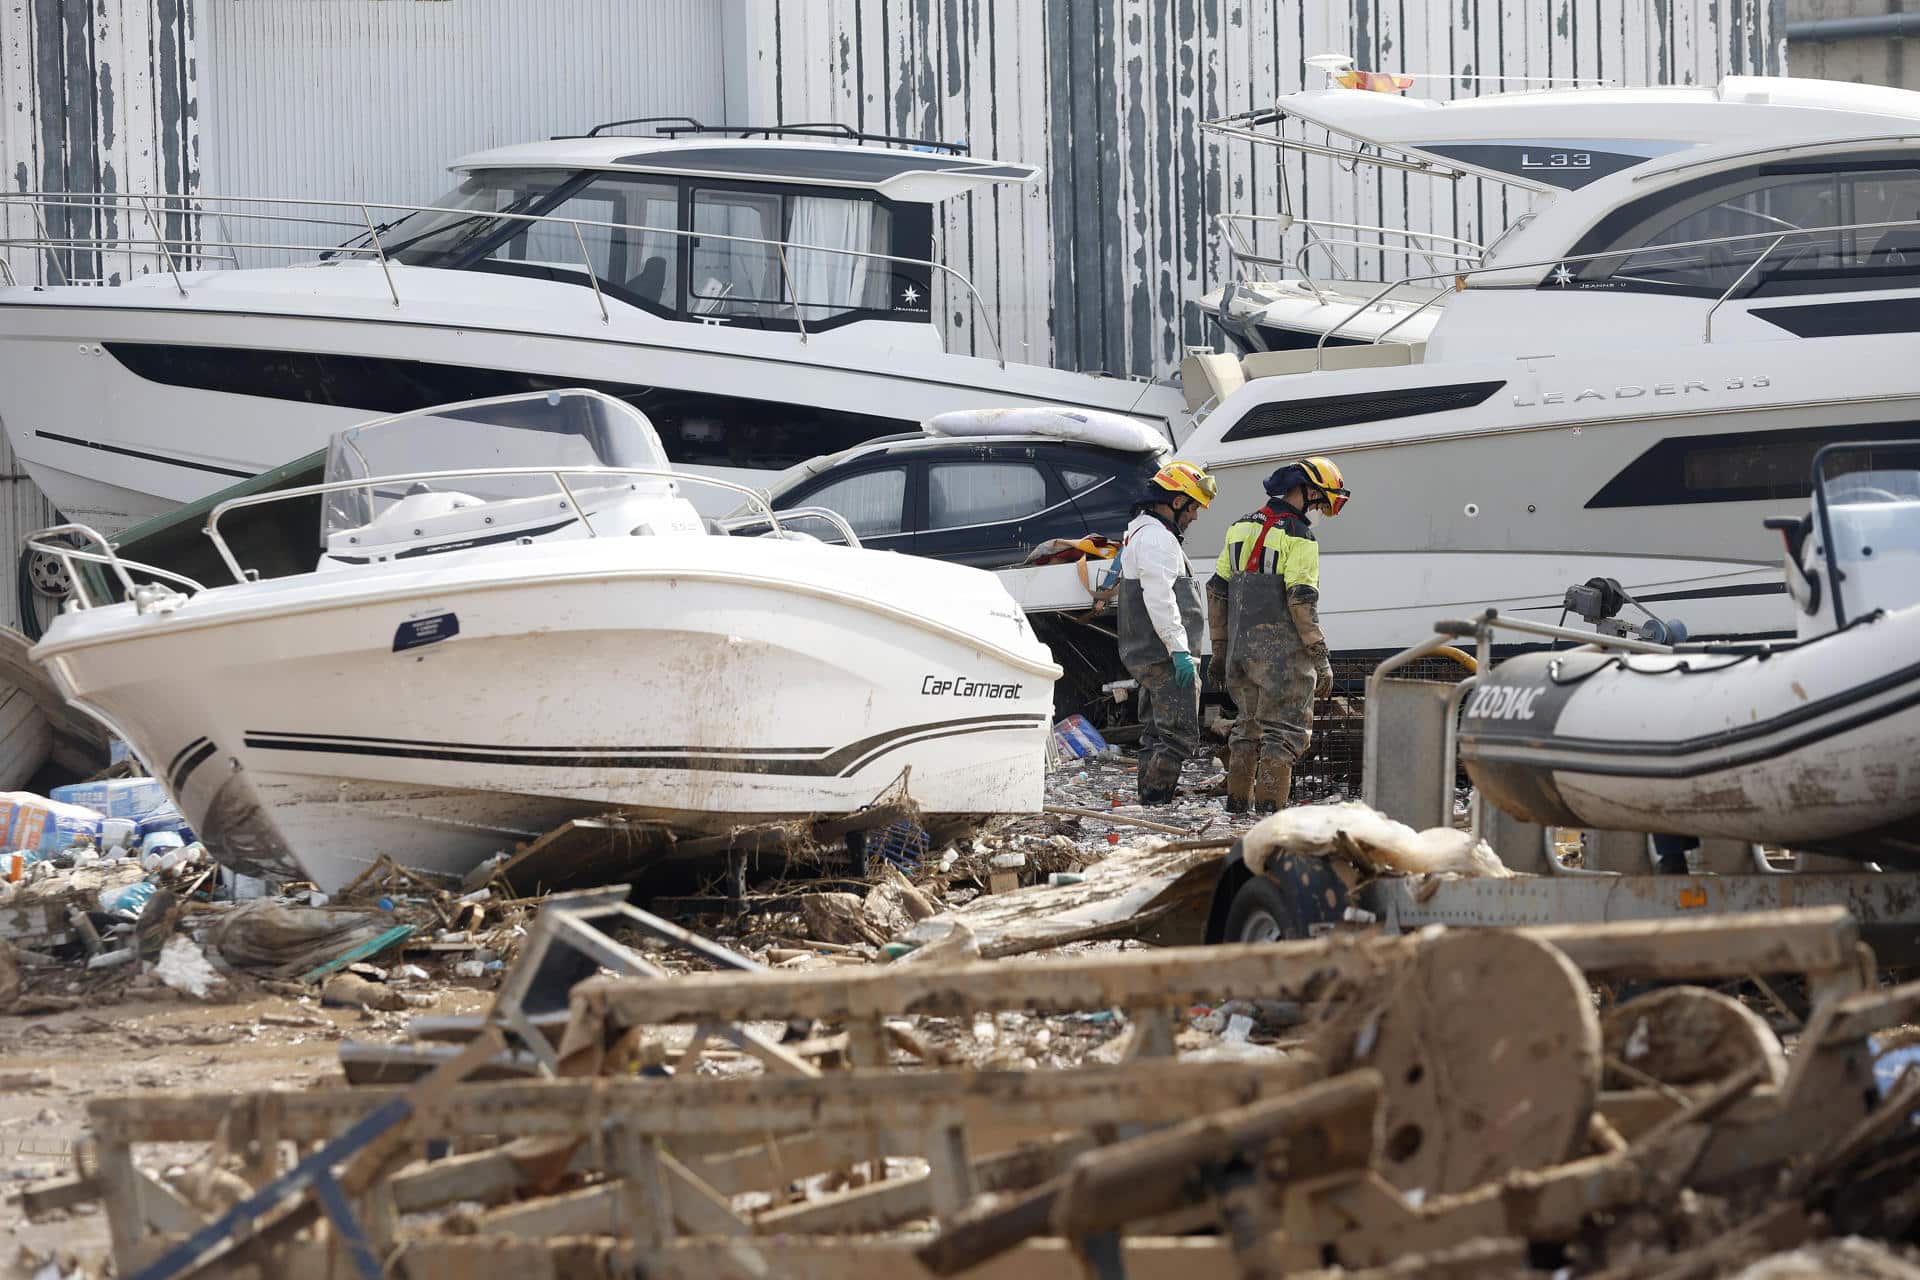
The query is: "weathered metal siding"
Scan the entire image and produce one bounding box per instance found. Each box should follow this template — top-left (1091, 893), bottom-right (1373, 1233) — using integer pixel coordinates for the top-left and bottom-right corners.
top-left (197, 0), bottom-right (729, 217)
top-left (1, 0), bottom-right (199, 287)
top-left (743, 0), bottom-right (1786, 379)
top-left (1, 0), bottom-right (197, 630)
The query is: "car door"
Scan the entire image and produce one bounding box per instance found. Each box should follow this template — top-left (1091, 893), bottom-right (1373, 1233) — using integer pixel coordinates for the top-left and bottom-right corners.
top-left (778, 463), bottom-right (915, 552)
top-left (917, 447), bottom-right (1066, 569)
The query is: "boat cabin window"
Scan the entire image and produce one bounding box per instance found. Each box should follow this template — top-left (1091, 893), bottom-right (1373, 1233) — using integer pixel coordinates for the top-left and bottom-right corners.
top-left (691, 189), bottom-right (894, 322)
top-left (381, 167), bottom-right (925, 331)
top-left (1586, 422), bottom-right (1920, 508)
top-left (1565, 151), bottom-right (1920, 298)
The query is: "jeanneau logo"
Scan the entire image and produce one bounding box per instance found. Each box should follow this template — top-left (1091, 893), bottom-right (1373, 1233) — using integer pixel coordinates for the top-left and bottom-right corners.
top-left (1513, 375), bottom-right (1770, 408)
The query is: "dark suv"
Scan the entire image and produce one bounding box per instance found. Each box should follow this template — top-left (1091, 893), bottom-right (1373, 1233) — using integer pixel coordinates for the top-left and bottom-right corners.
top-left (750, 431), bottom-right (1164, 568)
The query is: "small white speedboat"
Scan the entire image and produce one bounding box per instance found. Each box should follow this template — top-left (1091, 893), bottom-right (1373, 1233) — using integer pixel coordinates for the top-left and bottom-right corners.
top-left (27, 390), bottom-right (1060, 890)
top-left (1460, 441), bottom-right (1920, 867)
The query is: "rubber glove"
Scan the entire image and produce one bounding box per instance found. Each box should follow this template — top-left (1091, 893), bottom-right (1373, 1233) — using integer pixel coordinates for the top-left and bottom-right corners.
top-left (1171, 651), bottom-right (1197, 688)
top-left (1311, 644), bottom-right (1334, 700)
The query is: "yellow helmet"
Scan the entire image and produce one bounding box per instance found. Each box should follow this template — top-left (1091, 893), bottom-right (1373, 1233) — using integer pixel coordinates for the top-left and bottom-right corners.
top-left (1150, 459), bottom-right (1217, 509)
top-left (1298, 455), bottom-right (1351, 516)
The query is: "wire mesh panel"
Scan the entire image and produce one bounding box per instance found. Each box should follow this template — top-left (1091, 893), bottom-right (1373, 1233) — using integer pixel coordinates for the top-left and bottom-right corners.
top-left (1294, 654), bottom-right (1475, 801)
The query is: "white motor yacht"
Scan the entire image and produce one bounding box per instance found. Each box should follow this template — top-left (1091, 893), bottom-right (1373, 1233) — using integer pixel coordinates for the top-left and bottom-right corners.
top-left (1180, 74), bottom-right (1920, 652)
top-left (25, 390), bottom-right (1060, 891)
top-left (0, 120), bottom-right (1184, 536)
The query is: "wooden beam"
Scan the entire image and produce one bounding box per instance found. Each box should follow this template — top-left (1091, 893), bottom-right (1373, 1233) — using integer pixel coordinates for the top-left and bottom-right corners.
top-left (1529, 906), bottom-right (1855, 982)
top-left (754, 1134), bottom-right (1095, 1235)
top-left (919, 1070), bottom-right (1382, 1276)
top-left (88, 1060), bottom-right (1319, 1148)
top-left (266, 1235), bottom-right (1236, 1280)
top-left (568, 908), bottom-right (1857, 1031)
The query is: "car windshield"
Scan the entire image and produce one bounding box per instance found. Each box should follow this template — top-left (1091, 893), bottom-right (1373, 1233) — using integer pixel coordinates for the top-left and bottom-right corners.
top-left (321, 390), bottom-right (672, 541)
top-left (1816, 444), bottom-right (1920, 621)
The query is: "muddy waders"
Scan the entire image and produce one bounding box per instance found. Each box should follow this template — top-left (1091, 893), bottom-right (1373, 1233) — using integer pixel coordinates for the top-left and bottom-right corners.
top-left (1118, 574), bottom-right (1206, 805)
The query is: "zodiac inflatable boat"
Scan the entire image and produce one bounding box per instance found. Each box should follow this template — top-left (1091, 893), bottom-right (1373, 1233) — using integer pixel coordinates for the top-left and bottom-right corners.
top-left (1461, 441), bottom-right (1920, 867)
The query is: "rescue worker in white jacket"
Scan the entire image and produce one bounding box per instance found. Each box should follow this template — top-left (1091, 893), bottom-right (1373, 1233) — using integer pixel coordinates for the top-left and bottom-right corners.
top-left (1118, 460), bottom-right (1218, 805)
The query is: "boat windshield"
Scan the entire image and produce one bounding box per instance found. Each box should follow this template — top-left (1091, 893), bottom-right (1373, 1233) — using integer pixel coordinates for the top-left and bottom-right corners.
top-left (1816, 443), bottom-right (1920, 622)
top-left (321, 390), bottom-right (672, 539)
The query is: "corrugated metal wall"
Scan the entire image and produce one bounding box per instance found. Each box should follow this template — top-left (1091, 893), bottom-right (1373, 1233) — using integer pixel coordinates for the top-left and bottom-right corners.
top-left (196, 0), bottom-right (730, 222)
top-left (1, 0), bottom-right (199, 287)
top-left (2, 0), bottom-right (199, 631)
top-left (741, 0), bottom-right (1788, 379)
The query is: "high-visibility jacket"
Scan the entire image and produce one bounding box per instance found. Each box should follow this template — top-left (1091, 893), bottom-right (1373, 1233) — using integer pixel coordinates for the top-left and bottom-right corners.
top-left (1214, 504), bottom-right (1319, 594)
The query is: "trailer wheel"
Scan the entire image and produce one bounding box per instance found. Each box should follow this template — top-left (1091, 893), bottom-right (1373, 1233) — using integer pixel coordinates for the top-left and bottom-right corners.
top-left (1224, 876), bottom-right (1294, 943)
top-left (1223, 854), bottom-right (1349, 944)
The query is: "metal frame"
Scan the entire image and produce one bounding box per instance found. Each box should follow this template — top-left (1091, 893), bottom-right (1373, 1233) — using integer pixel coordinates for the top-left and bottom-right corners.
top-left (20, 525), bottom-right (205, 612)
top-left (0, 190), bottom-right (1009, 365)
top-left (200, 465), bottom-right (856, 586)
top-left (24, 469), bottom-right (860, 610)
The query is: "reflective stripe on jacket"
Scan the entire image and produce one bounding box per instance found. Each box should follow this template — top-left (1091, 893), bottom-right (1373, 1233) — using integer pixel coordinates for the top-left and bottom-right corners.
top-left (1213, 506), bottom-right (1319, 590)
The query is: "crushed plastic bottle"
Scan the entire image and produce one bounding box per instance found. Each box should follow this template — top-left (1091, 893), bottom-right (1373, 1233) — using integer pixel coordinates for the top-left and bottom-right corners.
top-left (99, 881), bottom-right (158, 916)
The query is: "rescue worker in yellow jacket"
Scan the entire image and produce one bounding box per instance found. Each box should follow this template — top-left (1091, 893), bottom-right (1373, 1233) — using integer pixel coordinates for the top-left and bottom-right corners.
top-left (1208, 456), bottom-right (1350, 814)
top-left (1118, 460), bottom-right (1217, 805)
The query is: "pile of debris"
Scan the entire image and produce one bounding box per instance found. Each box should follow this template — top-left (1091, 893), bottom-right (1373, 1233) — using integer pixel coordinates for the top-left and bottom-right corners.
top-left (22, 897), bottom-right (1920, 1278)
top-left (0, 763), bottom-right (536, 1018)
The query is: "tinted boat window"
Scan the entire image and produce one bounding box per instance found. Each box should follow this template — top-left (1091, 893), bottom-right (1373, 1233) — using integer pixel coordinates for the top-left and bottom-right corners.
top-left (1587, 421), bottom-right (1920, 507)
top-left (928, 462), bottom-right (1049, 526)
top-left (1566, 153), bottom-right (1920, 298)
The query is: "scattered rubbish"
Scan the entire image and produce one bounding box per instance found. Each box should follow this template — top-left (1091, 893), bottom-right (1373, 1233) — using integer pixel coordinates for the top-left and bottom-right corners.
top-left (50, 776), bottom-right (167, 817)
top-left (209, 901), bottom-right (398, 979)
top-left (319, 971), bottom-right (412, 1011)
top-left (1242, 799), bottom-right (1514, 880)
top-left (1052, 714), bottom-right (1109, 759)
top-left (153, 934), bottom-right (224, 1000)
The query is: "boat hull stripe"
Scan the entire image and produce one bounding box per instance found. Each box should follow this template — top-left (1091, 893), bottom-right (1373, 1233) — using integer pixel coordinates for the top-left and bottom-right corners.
top-left (242, 714), bottom-right (1048, 779)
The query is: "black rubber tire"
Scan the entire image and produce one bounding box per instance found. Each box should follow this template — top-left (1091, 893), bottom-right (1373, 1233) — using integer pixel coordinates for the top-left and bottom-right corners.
top-left (1222, 854), bottom-right (1351, 944)
top-left (1223, 874), bottom-right (1300, 944)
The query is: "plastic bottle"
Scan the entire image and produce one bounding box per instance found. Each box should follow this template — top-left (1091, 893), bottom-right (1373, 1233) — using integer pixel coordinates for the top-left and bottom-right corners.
top-left (99, 881), bottom-right (158, 916)
top-left (139, 829), bottom-right (186, 870)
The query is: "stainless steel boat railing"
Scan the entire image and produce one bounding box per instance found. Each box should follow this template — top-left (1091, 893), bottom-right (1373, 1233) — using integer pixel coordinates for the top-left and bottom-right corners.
top-left (1213, 212), bottom-right (1484, 303)
top-left (1297, 213), bottom-right (1920, 366)
top-left (22, 525), bottom-right (208, 614)
top-left (201, 466), bottom-right (860, 586)
top-left (0, 190), bottom-right (1011, 365)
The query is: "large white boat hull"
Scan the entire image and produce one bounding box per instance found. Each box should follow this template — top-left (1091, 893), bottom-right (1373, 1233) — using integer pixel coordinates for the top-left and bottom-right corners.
top-left (31, 537), bottom-right (1059, 890)
top-left (0, 276), bottom-right (1186, 534)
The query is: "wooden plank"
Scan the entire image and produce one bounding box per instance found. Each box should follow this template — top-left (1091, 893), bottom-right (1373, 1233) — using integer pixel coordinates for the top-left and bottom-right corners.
top-left (89, 1059), bottom-right (1320, 1147)
top-left (919, 1070), bottom-right (1381, 1276)
top-left (1530, 906), bottom-right (1856, 981)
top-left (756, 1133), bottom-right (1094, 1235)
top-left (270, 1235), bottom-right (1237, 1280)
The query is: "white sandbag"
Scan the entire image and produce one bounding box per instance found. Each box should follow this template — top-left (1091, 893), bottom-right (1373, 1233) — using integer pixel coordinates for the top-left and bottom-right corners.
top-left (923, 407), bottom-right (1171, 454)
top-left (1242, 801), bottom-right (1513, 880)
